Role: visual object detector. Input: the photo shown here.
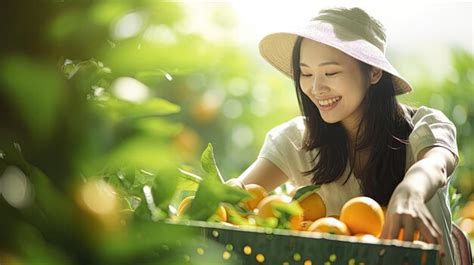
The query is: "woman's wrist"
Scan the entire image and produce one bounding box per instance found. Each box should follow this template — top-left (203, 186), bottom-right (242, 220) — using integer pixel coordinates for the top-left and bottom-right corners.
top-left (393, 182), bottom-right (425, 202)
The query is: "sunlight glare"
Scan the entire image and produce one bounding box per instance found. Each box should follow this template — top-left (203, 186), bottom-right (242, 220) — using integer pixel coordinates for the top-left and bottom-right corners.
top-left (111, 77), bottom-right (150, 103)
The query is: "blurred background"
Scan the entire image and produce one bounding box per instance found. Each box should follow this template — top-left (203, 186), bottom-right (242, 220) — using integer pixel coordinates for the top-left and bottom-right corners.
top-left (0, 0), bottom-right (472, 264)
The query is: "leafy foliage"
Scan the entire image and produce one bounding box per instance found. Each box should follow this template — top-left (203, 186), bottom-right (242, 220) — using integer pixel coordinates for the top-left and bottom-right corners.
top-left (0, 1), bottom-right (472, 264)
top-left (186, 144), bottom-right (251, 221)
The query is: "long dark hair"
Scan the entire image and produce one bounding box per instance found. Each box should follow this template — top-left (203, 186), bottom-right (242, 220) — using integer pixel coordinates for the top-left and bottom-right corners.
top-left (292, 36), bottom-right (415, 206)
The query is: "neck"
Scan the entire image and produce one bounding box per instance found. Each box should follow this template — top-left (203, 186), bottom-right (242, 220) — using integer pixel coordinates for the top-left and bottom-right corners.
top-left (343, 121), bottom-right (361, 147)
top-left (342, 109), bottom-right (364, 143)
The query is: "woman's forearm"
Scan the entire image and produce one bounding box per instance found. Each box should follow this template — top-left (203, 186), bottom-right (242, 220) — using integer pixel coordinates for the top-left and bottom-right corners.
top-left (398, 158), bottom-right (447, 202)
top-left (397, 147), bottom-right (454, 202)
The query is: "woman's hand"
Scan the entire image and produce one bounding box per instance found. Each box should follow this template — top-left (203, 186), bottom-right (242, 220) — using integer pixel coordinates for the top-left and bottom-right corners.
top-left (380, 183), bottom-right (445, 256)
top-left (224, 178), bottom-right (246, 189)
top-left (380, 146), bottom-right (456, 257)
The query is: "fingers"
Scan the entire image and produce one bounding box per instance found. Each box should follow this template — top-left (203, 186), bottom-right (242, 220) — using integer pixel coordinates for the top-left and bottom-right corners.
top-left (402, 214), bottom-right (416, 241)
top-left (417, 218), bottom-right (439, 243)
top-left (381, 211), bottom-right (443, 244)
top-left (225, 178), bottom-right (246, 189)
top-left (380, 212), bottom-right (401, 240)
top-left (381, 193), bottom-right (445, 257)
top-left (416, 215), bottom-right (445, 257)
top-left (399, 211), bottom-right (445, 257)
top-left (389, 217), bottom-right (401, 239)
top-left (380, 222), bottom-right (390, 239)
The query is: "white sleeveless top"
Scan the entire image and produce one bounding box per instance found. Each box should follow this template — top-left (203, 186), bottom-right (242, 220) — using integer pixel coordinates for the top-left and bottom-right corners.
top-left (258, 106), bottom-right (459, 265)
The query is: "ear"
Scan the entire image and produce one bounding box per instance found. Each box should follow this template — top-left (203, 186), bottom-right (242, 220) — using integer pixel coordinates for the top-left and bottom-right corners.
top-left (369, 67), bottom-right (383, 84)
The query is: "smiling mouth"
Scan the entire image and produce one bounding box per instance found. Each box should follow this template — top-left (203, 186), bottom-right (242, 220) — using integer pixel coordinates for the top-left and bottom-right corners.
top-left (318, 96), bottom-right (341, 107)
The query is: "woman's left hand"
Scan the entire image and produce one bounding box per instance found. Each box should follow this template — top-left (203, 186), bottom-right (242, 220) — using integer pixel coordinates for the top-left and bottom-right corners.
top-left (380, 183), bottom-right (445, 257)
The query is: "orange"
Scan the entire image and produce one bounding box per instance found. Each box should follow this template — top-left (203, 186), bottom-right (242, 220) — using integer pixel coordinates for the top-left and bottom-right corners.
top-left (220, 221), bottom-right (236, 227)
top-left (354, 234), bottom-right (379, 243)
top-left (384, 207), bottom-right (420, 241)
top-left (191, 96), bottom-right (219, 124)
top-left (257, 194), bottom-right (292, 218)
top-left (176, 196), bottom-right (194, 217)
top-left (243, 184), bottom-right (268, 210)
top-left (256, 194), bottom-right (302, 230)
top-left (382, 206), bottom-right (388, 217)
top-left (340, 196), bottom-right (384, 237)
top-left (297, 191), bottom-right (326, 221)
top-left (173, 128), bottom-right (201, 159)
top-left (288, 188), bottom-right (297, 198)
top-left (288, 214), bottom-right (303, 231)
top-left (460, 199), bottom-right (474, 219)
top-left (299, 220), bottom-right (314, 231)
top-left (308, 217), bottom-right (350, 236)
top-left (397, 228), bottom-right (420, 241)
top-left (459, 217), bottom-right (474, 236)
top-left (223, 204), bottom-right (250, 225)
top-left (215, 205), bottom-right (228, 222)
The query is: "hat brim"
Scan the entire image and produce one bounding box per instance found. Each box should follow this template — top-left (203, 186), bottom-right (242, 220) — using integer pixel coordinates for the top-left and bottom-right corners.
top-left (259, 22), bottom-right (413, 95)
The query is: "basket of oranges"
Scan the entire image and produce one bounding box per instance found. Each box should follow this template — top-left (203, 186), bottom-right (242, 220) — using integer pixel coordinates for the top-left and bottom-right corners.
top-left (164, 145), bottom-right (439, 264)
top-left (169, 182), bottom-right (439, 265)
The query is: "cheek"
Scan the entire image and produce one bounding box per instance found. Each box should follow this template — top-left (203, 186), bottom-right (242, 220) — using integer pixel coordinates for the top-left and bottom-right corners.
top-left (299, 80), bottom-right (311, 95)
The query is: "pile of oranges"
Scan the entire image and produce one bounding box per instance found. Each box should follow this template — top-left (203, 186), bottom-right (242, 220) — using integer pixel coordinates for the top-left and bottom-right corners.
top-left (175, 184), bottom-right (420, 242)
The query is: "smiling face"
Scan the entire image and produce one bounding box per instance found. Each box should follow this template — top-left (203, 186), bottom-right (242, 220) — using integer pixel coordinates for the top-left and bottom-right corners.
top-left (298, 38), bottom-right (372, 133)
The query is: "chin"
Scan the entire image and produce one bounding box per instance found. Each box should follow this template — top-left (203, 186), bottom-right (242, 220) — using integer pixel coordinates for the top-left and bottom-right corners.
top-left (320, 116), bottom-right (340, 124)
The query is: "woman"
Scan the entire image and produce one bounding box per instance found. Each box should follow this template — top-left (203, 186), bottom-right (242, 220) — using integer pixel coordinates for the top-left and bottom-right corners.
top-left (227, 7), bottom-right (459, 265)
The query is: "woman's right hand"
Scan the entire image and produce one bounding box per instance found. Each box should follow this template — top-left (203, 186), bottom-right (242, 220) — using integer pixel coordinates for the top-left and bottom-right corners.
top-left (226, 158), bottom-right (289, 193)
top-left (225, 178), bottom-right (246, 189)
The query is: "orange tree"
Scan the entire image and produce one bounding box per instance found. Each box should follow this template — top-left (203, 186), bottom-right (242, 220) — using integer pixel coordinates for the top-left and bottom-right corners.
top-left (0, 1), bottom-right (255, 264)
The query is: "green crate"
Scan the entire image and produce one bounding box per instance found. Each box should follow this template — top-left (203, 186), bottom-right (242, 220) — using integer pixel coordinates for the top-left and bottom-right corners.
top-left (162, 220), bottom-right (440, 265)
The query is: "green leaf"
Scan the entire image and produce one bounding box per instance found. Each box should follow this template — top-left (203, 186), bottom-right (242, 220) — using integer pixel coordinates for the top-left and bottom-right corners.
top-left (273, 201), bottom-right (302, 229)
top-left (104, 97), bottom-right (180, 119)
top-left (0, 55), bottom-right (64, 143)
top-left (133, 169), bottom-right (153, 187)
top-left (143, 185), bottom-right (167, 221)
top-left (274, 201), bottom-right (303, 217)
top-left (200, 143), bottom-right (224, 182)
top-left (106, 136), bottom-right (176, 173)
top-left (132, 199), bottom-right (152, 221)
top-left (151, 170), bottom-right (179, 211)
top-left (178, 168), bottom-right (202, 183)
top-left (449, 185), bottom-right (462, 220)
top-left (254, 216), bottom-right (278, 228)
top-left (185, 179), bottom-right (251, 221)
top-left (221, 203), bottom-right (252, 226)
top-left (135, 118), bottom-right (182, 137)
top-left (174, 179), bottom-right (199, 196)
top-left (292, 184), bottom-right (321, 201)
top-left (173, 166), bottom-right (201, 194)
top-left (185, 144), bottom-right (251, 221)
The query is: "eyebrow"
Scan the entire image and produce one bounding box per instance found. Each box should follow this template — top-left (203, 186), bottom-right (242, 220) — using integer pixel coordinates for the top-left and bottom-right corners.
top-left (300, 61), bottom-right (340, 67)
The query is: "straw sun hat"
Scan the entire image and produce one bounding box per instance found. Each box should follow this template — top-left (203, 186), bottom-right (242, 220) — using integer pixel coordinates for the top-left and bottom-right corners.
top-left (258, 7), bottom-right (413, 95)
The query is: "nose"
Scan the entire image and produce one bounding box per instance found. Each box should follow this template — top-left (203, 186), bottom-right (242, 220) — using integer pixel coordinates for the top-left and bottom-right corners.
top-left (311, 75), bottom-right (330, 96)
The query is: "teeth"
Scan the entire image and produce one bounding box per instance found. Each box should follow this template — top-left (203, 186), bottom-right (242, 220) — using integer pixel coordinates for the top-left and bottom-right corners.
top-left (318, 97), bottom-right (341, 106)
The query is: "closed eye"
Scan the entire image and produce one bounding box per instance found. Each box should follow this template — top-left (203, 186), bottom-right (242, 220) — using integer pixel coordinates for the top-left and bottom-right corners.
top-left (326, 72), bottom-right (339, 76)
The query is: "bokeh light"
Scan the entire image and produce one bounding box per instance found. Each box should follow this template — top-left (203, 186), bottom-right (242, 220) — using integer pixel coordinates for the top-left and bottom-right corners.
top-left (0, 166), bottom-right (34, 209)
top-left (79, 180), bottom-right (118, 216)
top-left (111, 77), bottom-right (150, 103)
top-left (113, 11), bottom-right (145, 40)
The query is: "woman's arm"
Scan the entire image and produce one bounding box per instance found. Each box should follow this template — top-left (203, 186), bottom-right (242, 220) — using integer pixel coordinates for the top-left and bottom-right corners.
top-left (401, 146), bottom-right (455, 200)
top-left (226, 158), bottom-right (289, 192)
top-left (381, 146), bottom-right (456, 255)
